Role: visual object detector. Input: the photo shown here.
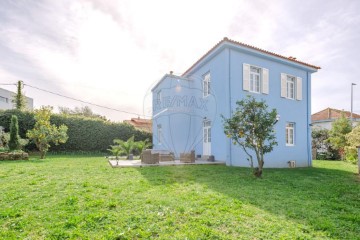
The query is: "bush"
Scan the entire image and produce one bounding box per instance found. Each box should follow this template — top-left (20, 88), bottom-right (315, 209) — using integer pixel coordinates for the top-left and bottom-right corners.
top-left (9, 115), bottom-right (21, 151)
top-left (345, 147), bottom-right (358, 164)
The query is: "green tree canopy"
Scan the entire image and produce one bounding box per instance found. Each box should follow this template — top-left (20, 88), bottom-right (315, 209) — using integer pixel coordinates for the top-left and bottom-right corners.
top-left (11, 80), bottom-right (27, 111)
top-left (222, 95), bottom-right (278, 177)
top-left (328, 113), bottom-right (352, 159)
top-left (26, 106), bottom-right (68, 159)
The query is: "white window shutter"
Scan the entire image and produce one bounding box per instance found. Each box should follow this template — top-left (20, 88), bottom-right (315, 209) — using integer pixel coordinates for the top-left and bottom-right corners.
top-left (262, 68), bottom-right (269, 94)
top-left (281, 73), bottom-right (287, 98)
top-left (296, 77), bottom-right (302, 100)
top-left (243, 63), bottom-right (250, 91)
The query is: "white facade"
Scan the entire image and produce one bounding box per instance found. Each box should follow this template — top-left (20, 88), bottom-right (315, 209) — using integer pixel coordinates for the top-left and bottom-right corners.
top-left (0, 88), bottom-right (33, 110)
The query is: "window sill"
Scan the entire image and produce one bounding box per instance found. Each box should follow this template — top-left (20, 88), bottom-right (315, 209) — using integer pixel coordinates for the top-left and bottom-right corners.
top-left (286, 144), bottom-right (295, 147)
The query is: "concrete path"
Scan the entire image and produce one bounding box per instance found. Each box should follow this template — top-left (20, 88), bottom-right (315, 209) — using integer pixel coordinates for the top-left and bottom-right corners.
top-left (108, 159), bottom-right (226, 168)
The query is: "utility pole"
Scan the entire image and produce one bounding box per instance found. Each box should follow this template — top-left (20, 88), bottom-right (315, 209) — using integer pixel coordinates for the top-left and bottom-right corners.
top-left (351, 83), bottom-right (356, 127)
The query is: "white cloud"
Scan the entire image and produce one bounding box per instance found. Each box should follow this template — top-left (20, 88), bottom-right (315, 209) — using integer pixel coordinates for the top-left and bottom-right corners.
top-left (0, 0), bottom-right (360, 121)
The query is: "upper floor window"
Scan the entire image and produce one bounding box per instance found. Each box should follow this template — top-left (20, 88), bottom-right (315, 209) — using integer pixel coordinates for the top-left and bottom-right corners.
top-left (286, 122), bottom-right (295, 146)
top-left (250, 66), bottom-right (261, 93)
top-left (286, 75), bottom-right (295, 99)
top-left (0, 96), bottom-right (9, 103)
top-left (156, 90), bottom-right (161, 103)
top-left (281, 73), bottom-right (302, 100)
top-left (243, 63), bottom-right (269, 94)
top-left (203, 73), bottom-right (211, 97)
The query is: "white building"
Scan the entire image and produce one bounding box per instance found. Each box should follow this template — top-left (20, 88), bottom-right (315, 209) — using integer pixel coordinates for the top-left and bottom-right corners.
top-left (311, 108), bottom-right (360, 130)
top-left (0, 88), bottom-right (33, 110)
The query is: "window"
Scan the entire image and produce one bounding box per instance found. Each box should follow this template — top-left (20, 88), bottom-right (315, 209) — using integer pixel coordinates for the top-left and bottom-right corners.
top-left (286, 122), bottom-right (295, 146)
top-left (250, 66), bottom-right (261, 93)
top-left (243, 63), bottom-right (269, 94)
top-left (286, 75), bottom-right (295, 99)
top-left (156, 90), bottom-right (161, 104)
top-left (203, 120), bottom-right (211, 143)
top-left (157, 124), bottom-right (162, 144)
top-left (203, 73), bottom-right (211, 97)
top-left (281, 73), bottom-right (302, 100)
top-left (0, 96), bottom-right (8, 103)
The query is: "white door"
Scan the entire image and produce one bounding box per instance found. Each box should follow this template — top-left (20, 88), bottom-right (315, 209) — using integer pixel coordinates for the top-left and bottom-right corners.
top-left (203, 120), bottom-right (211, 156)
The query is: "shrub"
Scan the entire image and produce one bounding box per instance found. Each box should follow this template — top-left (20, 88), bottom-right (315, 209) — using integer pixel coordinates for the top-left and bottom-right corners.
top-left (8, 115), bottom-right (21, 151)
top-left (0, 109), bottom-right (152, 153)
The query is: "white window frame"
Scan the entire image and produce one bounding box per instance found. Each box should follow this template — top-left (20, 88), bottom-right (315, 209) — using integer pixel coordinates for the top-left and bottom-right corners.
top-left (0, 96), bottom-right (8, 103)
top-left (281, 73), bottom-right (302, 100)
top-left (156, 90), bottom-right (161, 103)
top-left (286, 75), bottom-right (296, 99)
top-left (157, 124), bottom-right (162, 145)
top-left (250, 66), bottom-right (261, 93)
top-left (203, 72), bottom-right (211, 97)
top-left (286, 122), bottom-right (295, 146)
top-left (243, 64), bottom-right (269, 94)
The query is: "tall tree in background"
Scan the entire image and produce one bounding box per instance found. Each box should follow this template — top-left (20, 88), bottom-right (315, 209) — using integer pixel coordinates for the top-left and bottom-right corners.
top-left (328, 113), bottom-right (352, 160)
top-left (222, 96), bottom-right (278, 177)
top-left (12, 80), bottom-right (27, 111)
top-left (8, 115), bottom-right (21, 151)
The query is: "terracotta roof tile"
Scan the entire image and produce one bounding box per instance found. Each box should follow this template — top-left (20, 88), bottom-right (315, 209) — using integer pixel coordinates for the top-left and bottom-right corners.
top-left (124, 118), bottom-right (152, 133)
top-left (182, 37), bottom-right (320, 76)
top-left (311, 107), bottom-right (360, 121)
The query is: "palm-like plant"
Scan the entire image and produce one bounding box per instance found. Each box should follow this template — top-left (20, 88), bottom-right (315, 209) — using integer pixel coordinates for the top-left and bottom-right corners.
top-left (135, 139), bottom-right (152, 159)
top-left (109, 136), bottom-right (135, 160)
top-left (107, 144), bottom-right (123, 160)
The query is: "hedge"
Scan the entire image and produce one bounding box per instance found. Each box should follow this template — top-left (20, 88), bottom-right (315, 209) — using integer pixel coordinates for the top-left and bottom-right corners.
top-left (0, 110), bottom-right (152, 152)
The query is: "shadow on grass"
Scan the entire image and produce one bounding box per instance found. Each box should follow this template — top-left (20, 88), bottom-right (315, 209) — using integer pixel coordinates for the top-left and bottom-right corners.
top-left (137, 163), bottom-right (360, 239)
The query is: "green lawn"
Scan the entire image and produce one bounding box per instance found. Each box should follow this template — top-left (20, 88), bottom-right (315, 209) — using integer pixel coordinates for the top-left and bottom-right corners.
top-left (0, 156), bottom-right (359, 239)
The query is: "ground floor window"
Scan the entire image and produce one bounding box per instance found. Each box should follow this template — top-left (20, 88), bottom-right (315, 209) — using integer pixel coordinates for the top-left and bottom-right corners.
top-left (157, 124), bottom-right (162, 144)
top-left (286, 122), bottom-right (295, 146)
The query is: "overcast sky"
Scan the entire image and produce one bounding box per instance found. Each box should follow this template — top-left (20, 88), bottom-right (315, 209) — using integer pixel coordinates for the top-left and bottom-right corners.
top-left (0, 0), bottom-right (359, 121)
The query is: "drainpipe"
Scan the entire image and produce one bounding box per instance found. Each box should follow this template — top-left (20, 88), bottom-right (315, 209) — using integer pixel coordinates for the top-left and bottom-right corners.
top-left (228, 48), bottom-right (232, 166)
top-left (307, 72), bottom-right (312, 166)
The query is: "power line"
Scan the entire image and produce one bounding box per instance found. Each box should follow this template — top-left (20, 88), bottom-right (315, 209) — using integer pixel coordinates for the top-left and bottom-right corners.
top-left (23, 83), bottom-right (151, 118)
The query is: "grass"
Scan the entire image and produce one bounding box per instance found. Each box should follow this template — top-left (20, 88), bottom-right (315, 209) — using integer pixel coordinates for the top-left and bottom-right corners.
top-left (0, 156), bottom-right (359, 239)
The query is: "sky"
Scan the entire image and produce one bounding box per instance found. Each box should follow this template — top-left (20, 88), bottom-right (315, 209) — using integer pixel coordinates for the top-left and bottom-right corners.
top-left (0, 0), bottom-right (359, 122)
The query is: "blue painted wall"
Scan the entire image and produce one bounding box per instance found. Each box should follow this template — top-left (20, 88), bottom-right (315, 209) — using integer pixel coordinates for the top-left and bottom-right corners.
top-left (152, 42), bottom-right (318, 168)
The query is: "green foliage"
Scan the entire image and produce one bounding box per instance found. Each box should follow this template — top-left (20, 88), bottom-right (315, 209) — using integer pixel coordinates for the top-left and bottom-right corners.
top-left (345, 125), bottom-right (360, 164)
top-left (26, 106), bottom-right (69, 159)
top-left (328, 114), bottom-right (352, 159)
top-left (0, 109), bottom-right (152, 153)
top-left (222, 95), bottom-right (278, 177)
top-left (11, 80), bottom-right (27, 111)
top-left (312, 128), bottom-right (339, 160)
top-left (110, 136), bottom-right (135, 159)
top-left (59, 106), bottom-right (107, 121)
top-left (8, 115), bottom-right (21, 151)
top-left (135, 138), bottom-right (152, 155)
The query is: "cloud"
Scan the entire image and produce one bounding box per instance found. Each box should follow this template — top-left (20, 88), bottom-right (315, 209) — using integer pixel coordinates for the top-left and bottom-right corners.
top-left (0, 0), bottom-right (359, 121)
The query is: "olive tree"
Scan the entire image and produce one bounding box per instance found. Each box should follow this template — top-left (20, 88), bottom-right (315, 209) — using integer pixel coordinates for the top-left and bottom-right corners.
top-left (222, 95), bottom-right (278, 177)
top-left (26, 106), bottom-right (68, 159)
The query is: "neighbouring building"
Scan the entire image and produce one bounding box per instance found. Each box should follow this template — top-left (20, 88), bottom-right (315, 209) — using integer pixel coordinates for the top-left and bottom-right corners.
top-left (311, 107), bottom-right (360, 129)
top-left (152, 37), bottom-right (320, 168)
top-left (0, 88), bottom-right (33, 110)
top-left (124, 117), bottom-right (152, 133)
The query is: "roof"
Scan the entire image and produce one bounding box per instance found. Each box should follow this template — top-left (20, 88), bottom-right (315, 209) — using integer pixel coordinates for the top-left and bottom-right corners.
top-left (311, 108), bottom-right (360, 122)
top-left (182, 37), bottom-right (321, 76)
top-left (124, 118), bottom-right (152, 133)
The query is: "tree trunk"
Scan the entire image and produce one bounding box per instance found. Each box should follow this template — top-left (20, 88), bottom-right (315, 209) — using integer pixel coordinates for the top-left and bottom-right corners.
top-left (40, 151), bottom-right (46, 159)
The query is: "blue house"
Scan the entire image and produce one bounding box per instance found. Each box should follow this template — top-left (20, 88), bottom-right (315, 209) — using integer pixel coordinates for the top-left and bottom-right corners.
top-left (152, 37), bottom-right (320, 168)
